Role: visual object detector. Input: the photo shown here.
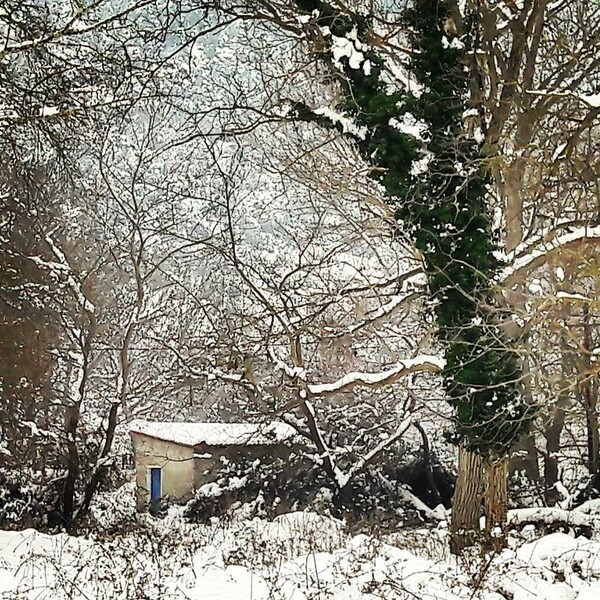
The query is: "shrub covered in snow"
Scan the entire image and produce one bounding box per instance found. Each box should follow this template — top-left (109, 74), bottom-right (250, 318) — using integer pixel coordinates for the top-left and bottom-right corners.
top-left (0, 471), bottom-right (64, 531)
top-left (184, 449), bottom-right (453, 528)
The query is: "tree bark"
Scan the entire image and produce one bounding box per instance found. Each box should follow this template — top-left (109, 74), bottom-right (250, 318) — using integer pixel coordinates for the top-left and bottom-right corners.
top-left (450, 446), bottom-right (484, 554)
top-left (543, 395), bottom-right (566, 505)
top-left (582, 305), bottom-right (599, 474)
top-left (413, 420), bottom-right (443, 507)
top-left (450, 449), bottom-right (510, 553)
top-left (62, 403), bottom-right (81, 525)
top-left (510, 434), bottom-right (540, 482)
top-left (79, 402), bottom-right (120, 515)
top-left (484, 457), bottom-right (508, 550)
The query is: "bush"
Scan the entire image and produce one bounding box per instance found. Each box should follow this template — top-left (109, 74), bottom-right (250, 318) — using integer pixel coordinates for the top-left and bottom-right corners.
top-left (0, 469), bottom-right (64, 531)
top-left (184, 449), bottom-right (456, 529)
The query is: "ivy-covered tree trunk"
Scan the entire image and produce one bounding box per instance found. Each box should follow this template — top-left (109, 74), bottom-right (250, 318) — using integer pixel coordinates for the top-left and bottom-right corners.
top-left (289, 0), bottom-right (534, 552)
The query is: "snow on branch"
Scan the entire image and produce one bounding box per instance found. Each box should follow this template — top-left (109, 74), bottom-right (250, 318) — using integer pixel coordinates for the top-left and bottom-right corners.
top-left (270, 345), bottom-right (444, 396)
top-left (313, 106), bottom-right (368, 139)
top-left (508, 507), bottom-right (600, 530)
top-left (346, 271), bottom-right (426, 335)
top-left (556, 291), bottom-right (591, 302)
top-left (43, 233), bottom-right (96, 315)
top-left (336, 415), bottom-right (412, 488)
top-left (307, 355), bottom-right (445, 395)
top-left (526, 88), bottom-right (600, 109)
top-left (269, 349), bottom-right (307, 381)
top-left (501, 225), bottom-right (600, 282)
top-left (0, 0), bottom-right (154, 60)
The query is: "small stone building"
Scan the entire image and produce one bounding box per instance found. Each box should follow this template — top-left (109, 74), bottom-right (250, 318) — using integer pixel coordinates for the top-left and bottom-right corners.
top-left (129, 420), bottom-right (297, 510)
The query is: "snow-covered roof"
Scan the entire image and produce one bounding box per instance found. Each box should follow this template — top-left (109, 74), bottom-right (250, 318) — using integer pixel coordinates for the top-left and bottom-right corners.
top-left (129, 420), bottom-right (297, 447)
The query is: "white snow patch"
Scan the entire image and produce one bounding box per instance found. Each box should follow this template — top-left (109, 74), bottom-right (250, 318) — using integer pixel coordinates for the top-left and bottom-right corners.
top-left (129, 420), bottom-right (297, 447)
top-left (580, 93), bottom-right (600, 108)
top-left (331, 34), bottom-right (365, 71)
top-left (411, 152), bottom-right (433, 176)
top-left (39, 105), bottom-right (60, 117)
top-left (5, 513), bottom-right (600, 599)
top-left (313, 106), bottom-right (368, 140)
top-left (552, 141), bottom-right (568, 161)
top-left (308, 355), bottom-right (445, 395)
top-left (557, 291), bottom-right (590, 302)
top-left (389, 113), bottom-right (429, 141)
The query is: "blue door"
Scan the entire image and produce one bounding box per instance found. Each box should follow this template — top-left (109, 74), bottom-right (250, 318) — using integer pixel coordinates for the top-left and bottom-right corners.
top-left (150, 467), bottom-right (162, 502)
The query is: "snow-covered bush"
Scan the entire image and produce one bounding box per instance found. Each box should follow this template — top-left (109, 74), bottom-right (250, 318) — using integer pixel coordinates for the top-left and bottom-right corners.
top-left (0, 470), bottom-right (63, 531)
top-left (86, 482), bottom-right (139, 533)
top-left (184, 448), bottom-right (453, 529)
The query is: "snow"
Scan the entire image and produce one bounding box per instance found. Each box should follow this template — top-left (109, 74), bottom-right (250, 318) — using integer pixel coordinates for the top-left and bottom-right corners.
top-left (389, 113), bottom-right (429, 141)
top-left (508, 507), bottom-right (600, 529)
top-left (307, 355), bottom-right (446, 395)
top-left (386, 60), bottom-right (424, 96)
top-left (410, 152), bottom-right (433, 175)
top-left (442, 36), bottom-right (465, 50)
top-left (191, 564), bottom-right (270, 599)
top-left (579, 93), bottom-right (600, 108)
top-left (313, 106), bottom-right (368, 139)
top-left (552, 141), bottom-right (568, 161)
top-left (6, 507), bottom-right (600, 599)
top-left (557, 291), bottom-right (590, 302)
top-left (528, 279), bottom-right (543, 294)
top-left (129, 420), bottom-right (298, 447)
top-left (44, 233), bottom-right (96, 315)
top-left (331, 33), bottom-right (365, 71)
top-left (501, 225), bottom-right (600, 281)
top-left (39, 106), bottom-right (60, 117)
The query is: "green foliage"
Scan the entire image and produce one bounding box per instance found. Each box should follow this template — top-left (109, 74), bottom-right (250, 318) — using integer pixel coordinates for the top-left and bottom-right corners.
top-left (401, 0), bottom-right (533, 454)
top-left (293, 0), bottom-right (533, 456)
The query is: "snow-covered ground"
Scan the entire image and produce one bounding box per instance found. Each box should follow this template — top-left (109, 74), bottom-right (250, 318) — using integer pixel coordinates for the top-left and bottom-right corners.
top-left (3, 490), bottom-right (600, 599)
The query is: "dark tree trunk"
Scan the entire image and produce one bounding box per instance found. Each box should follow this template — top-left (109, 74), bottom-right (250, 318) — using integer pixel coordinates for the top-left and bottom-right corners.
top-left (509, 434), bottom-right (540, 483)
top-left (62, 404), bottom-right (81, 524)
top-left (413, 420), bottom-right (443, 507)
top-left (79, 402), bottom-right (120, 515)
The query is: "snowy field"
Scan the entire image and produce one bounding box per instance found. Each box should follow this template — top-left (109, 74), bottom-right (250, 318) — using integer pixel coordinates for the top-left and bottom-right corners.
top-left (2, 488), bottom-right (600, 599)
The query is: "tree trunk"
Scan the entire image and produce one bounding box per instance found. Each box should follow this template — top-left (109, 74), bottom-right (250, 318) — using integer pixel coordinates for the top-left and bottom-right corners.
top-left (78, 402), bottom-right (120, 516)
top-left (582, 305), bottom-right (599, 474)
top-left (450, 446), bottom-right (484, 554)
top-left (502, 158), bottom-right (527, 253)
top-left (543, 395), bottom-right (566, 505)
top-left (584, 393), bottom-right (599, 474)
top-left (63, 403), bottom-right (81, 525)
top-left (414, 420), bottom-right (443, 507)
top-left (484, 457), bottom-right (508, 550)
top-left (509, 434), bottom-right (540, 482)
top-left (450, 449), bottom-right (510, 553)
